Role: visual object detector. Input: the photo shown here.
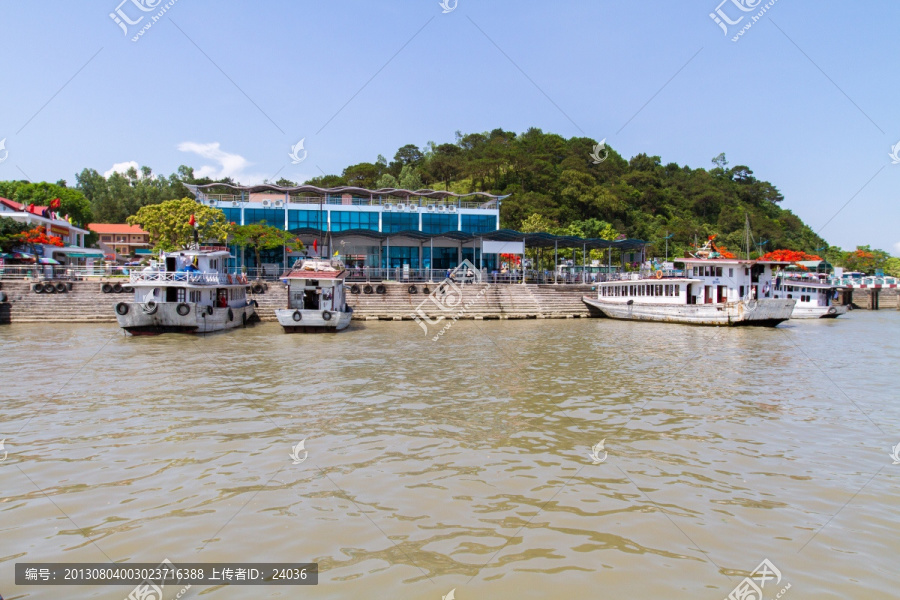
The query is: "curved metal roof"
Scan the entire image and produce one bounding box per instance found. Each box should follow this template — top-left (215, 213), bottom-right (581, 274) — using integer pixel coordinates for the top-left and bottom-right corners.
top-left (186, 183), bottom-right (508, 200)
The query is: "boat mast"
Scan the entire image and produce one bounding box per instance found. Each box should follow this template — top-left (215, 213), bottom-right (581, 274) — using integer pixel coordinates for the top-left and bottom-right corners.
top-left (743, 213), bottom-right (751, 260)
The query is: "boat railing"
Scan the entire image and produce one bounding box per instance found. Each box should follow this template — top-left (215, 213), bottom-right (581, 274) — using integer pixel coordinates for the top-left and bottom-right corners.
top-left (129, 271), bottom-right (228, 285)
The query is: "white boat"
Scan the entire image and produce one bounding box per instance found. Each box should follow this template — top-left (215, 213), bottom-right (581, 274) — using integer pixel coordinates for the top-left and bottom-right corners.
top-left (275, 258), bottom-right (353, 333)
top-left (114, 250), bottom-right (257, 335)
top-left (773, 274), bottom-right (849, 319)
top-left (582, 245), bottom-right (795, 327)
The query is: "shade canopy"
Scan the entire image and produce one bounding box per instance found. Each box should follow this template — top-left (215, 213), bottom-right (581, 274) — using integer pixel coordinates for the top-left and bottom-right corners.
top-left (286, 228), bottom-right (646, 250)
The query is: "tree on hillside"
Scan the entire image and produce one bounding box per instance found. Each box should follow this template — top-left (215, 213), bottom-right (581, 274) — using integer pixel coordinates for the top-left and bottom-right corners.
top-left (231, 222), bottom-right (304, 272)
top-left (127, 198), bottom-right (232, 251)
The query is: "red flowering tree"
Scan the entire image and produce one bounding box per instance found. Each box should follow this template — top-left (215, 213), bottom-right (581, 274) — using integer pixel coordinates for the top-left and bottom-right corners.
top-left (22, 226), bottom-right (65, 248)
top-left (500, 253), bottom-right (521, 268)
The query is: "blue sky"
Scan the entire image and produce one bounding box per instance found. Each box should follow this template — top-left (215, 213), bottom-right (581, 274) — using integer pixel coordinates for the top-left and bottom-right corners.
top-left (0, 1), bottom-right (897, 252)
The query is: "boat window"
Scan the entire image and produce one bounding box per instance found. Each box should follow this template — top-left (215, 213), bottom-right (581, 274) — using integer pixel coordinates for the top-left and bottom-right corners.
top-left (675, 285), bottom-right (680, 296)
top-left (729, 268), bottom-right (734, 278)
top-left (745, 268), bottom-right (750, 276)
top-left (716, 267), bottom-right (723, 277)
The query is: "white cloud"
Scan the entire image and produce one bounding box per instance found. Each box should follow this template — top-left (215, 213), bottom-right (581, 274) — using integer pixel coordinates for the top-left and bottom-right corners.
top-left (177, 141), bottom-right (267, 184)
top-left (104, 160), bottom-right (140, 178)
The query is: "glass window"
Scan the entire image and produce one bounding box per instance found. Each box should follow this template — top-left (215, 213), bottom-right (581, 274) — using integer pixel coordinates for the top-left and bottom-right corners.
top-left (716, 267), bottom-right (723, 277)
top-left (422, 213), bottom-right (457, 234)
top-left (244, 208), bottom-right (285, 228)
top-left (382, 212), bottom-right (419, 233)
top-left (288, 210), bottom-right (323, 230)
top-left (382, 246), bottom-right (419, 268)
top-left (460, 214), bottom-right (496, 234)
top-left (728, 268), bottom-right (734, 278)
top-left (330, 211), bottom-right (379, 232)
top-left (221, 208), bottom-right (242, 224)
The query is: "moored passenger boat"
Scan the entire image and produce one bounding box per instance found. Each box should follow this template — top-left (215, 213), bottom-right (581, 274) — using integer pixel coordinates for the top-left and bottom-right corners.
top-left (773, 273), bottom-right (849, 319)
top-left (275, 258), bottom-right (353, 333)
top-left (582, 241), bottom-right (795, 326)
top-left (114, 250), bottom-right (257, 335)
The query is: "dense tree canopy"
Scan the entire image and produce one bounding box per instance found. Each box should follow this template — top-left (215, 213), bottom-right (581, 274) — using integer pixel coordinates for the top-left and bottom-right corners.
top-left (127, 198), bottom-right (231, 251)
top-left (230, 222), bottom-right (303, 272)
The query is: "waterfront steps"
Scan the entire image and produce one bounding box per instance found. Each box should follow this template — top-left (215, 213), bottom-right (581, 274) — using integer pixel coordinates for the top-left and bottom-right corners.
top-left (1, 280), bottom-right (120, 323)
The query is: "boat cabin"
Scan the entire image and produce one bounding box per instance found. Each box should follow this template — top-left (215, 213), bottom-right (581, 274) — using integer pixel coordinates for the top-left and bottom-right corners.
top-left (130, 250), bottom-right (247, 308)
top-left (284, 259), bottom-right (347, 313)
top-left (597, 258), bottom-right (787, 305)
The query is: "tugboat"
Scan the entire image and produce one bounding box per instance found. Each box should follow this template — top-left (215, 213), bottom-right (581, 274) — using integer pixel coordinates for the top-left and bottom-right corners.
top-left (114, 249), bottom-right (257, 335)
top-left (582, 238), bottom-right (796, 326)
top-left (275, 257), bottom-right (353, 333)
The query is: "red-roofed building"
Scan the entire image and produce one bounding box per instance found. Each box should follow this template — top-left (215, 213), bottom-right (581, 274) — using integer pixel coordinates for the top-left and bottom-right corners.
top-left (88, 223), bottom-right (151, 260)
top-left (0, 197), bottom-right (99, 263)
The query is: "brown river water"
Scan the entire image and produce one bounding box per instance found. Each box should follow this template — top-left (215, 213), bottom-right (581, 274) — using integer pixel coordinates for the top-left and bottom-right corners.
top-left (1, 312), bottom-right (898, 599)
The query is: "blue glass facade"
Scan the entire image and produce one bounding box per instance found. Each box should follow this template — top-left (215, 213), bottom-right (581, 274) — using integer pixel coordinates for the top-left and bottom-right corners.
top-left (331, 211), bottom-right (379, 232)
top-left (244, 208), bottom-right (285, 227)
top-left (382, 212), bottom-right (419, 233)
top-left (222, 207), bottom-right (242, 224)
top-left (288, 210), bottom-right (323, 230)
top-left (422, 213), bottom-right (457, 234)
top-left (461, 215), bottom-right (496, 234)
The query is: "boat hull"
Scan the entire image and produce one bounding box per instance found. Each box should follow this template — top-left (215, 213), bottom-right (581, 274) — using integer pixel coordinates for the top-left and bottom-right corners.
top-left (790, 304), bottom-right (849, 319)
top-left (275, 308), bottom-right (353, 333)
top-left (115, 302), bottom-right (257, 334)
top-left (582, 297), bottom-right (795, 327)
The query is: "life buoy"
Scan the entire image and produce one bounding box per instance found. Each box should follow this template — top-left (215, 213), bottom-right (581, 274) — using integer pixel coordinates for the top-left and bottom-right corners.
top-left (142, 300), bottom-right (158, 315)
top-left (43, 283), bottom-right (56, 293)
top-left (227, 274), bottom-right (233, 284)
top-left (363, 285), bottom-right (373, 294)
top-left (350, 284), bottom-right (360, 294)
top-left (252, 283), bottom-right (264, 294)
top-left (102, 283), bottom-right (113, 293)
top-left (292, 310), bottom-right (302, 321)
top-left (55, 282), bottom-right (66, 293)
top-left (176, 303), bottom-right (190, 316)
top-left (227, 308), bottom-right (234, 322)
top-left (408, 285), bottom-right (417, 294)
top-left (115, 302), bottom-right (129, 315)
top-left (113, 283), bottom-right (123, 293)
top-left (422, 286), bottom-right (430, 294)
top-left (322, 310), bottom-right (332, 321)
top-left (655, 270), bottom-right (663, 280)
top-left (33, 283), bottom-right (43, 293)
top-left (206, 305), bottom-right (214, 316)
top-left (123, 285), bottom-right (133, 293)
top-left (376, 284), bottom-right (386, 294)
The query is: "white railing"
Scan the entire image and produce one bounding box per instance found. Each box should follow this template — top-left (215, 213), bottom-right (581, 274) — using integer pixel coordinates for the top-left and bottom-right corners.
top-left (129, 271), bottom-right (228, 285)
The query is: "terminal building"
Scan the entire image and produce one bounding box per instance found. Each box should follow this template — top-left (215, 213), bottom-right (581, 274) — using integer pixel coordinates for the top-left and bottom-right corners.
top-left (185, 184), bottom-right (646, 276)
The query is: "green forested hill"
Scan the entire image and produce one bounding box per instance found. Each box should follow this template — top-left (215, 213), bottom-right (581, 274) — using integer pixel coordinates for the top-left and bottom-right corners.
top-left (307, 128), bottom-right (827, 258)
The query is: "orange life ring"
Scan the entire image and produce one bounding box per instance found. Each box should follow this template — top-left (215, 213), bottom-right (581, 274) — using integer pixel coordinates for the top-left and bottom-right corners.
top-left (655, 270), bottom-right (663, 280)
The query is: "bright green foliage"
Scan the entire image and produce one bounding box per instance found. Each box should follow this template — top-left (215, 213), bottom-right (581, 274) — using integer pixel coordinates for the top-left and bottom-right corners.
top-left (127, 198), bottom-right (232, 251)
top-left (230, 222), bottom-right (304, 270)
top-left (0, 181), bottom-right (92, 226)
top-left (76, 166), bottom-right (191, 223)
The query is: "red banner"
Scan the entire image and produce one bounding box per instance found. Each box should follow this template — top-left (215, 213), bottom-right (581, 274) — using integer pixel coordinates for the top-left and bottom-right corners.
top-left (50, 225), bottom-right (69, 237)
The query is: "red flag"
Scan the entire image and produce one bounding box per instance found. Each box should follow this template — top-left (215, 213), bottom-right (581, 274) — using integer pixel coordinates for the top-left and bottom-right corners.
top-left (49, 198), bottom-right (61, 210)
top-left (189, 214), bottom-right (196, 227)
top-left (313, 239), bottom-right (318, 253)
